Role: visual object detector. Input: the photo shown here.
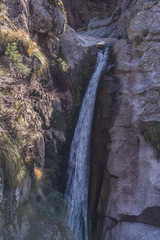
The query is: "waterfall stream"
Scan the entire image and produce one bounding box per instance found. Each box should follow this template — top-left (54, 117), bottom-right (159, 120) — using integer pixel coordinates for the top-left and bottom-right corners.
top-left (65, 46), bottom-right (110, 240)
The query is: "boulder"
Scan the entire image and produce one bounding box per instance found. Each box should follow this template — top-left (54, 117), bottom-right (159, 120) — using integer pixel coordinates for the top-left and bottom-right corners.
top-left (104, 222), bottom-right (160, 240)
top-left (30, 0), bottom-right (53, 33)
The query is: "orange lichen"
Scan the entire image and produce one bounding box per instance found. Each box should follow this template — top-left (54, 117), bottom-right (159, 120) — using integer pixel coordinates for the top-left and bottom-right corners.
top-left (34, 167), bottom-right (43, 180)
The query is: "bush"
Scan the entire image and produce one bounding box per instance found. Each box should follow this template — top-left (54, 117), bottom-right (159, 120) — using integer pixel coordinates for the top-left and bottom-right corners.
top-left (0, 27), bottom-right (48, 74)
top-left (5, 42), bottom-right (31, 77)
top-left (52, 57), bottom-right (69, 73)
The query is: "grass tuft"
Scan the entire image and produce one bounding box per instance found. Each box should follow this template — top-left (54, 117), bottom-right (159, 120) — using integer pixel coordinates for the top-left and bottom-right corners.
top-left (0, 117), bottom-right (27, 187)
top-left (0, 27), bottom-right (48, 72)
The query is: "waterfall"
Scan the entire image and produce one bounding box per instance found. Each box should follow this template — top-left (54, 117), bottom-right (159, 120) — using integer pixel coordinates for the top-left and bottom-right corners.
top-left (65, 46), bottom-right (110, 240)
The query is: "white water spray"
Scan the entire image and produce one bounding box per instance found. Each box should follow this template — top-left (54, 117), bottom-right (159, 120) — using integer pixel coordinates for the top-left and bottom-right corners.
top-left (65, 46), bottom-right (110, 240)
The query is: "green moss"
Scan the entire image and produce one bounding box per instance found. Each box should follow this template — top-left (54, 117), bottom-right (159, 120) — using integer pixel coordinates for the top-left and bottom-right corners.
top-left (133, 35), bottom-right (143, 47)
top-left (141, 123), bottom-right (160, 158)
top-left (52, 57), bottom-right (69, 74)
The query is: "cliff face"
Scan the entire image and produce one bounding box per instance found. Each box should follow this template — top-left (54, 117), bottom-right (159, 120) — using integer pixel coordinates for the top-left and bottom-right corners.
top-left (0, 0), bottom-right (94, 239)
top-left (89, 0), bottom-right (160, 239)
top-left (1, 0), bottom-right (160, 239)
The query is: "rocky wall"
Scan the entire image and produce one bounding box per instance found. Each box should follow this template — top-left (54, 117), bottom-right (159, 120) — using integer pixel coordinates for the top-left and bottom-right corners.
top-left (0, 0), bottom-right (94, 239)
top-left (90, 1), bottom-right (160, 239)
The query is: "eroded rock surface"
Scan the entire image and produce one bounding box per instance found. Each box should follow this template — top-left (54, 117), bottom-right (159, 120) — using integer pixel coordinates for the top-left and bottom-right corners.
top-left (89, 1), bottom-right (160, 239)
top-left (105, 222), bottom-right (160, 240)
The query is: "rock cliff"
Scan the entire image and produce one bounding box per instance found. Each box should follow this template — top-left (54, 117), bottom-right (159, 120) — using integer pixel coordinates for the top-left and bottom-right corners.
top-left (88, 0), bottom-right (160, 239)
top-left (1, 0), bottom-right (160, 239)
top-left (0, 0), bottom-right (96, 239)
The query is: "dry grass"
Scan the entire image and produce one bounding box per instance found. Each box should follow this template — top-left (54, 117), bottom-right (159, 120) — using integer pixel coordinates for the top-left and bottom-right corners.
top-left (1, 27), bottom-right (48, 71)
top-left (0, 117), bottom-right (27, 187)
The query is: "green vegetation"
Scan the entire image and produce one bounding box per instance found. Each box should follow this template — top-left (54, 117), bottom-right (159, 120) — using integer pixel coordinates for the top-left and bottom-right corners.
top-left (5, 42), bottom-right (31, 77)
top-left (0, 27), bottom-right (48, 75)
top-left (141, 123), bottom-right (160, 158)
top-left (52, 57), bottom-right (69, 73)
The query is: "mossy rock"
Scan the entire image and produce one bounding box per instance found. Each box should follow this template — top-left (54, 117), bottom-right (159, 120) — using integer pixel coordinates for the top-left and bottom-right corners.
top-left (141, 123), bottom-right (160, 158)
top-left (133, 35), bottom-right (143, 47)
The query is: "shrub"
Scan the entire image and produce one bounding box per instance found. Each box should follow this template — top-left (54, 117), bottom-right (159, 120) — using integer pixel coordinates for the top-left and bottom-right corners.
top-left (52, 57), bottom-right (69, 73)
top-left (1, 27), bottom-right (48, 73)
top-left (5, 42), bottom-right (31, 77)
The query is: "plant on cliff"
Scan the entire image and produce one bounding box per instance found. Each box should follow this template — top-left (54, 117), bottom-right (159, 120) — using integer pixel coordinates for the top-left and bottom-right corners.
top-left (142, 123), bottom-right (160, 158)
top-left (5, 42), bottom-right (31, 77)
top-left (52, 57), bottom-right (69, 73)
top-left (0, 118), bottom-right (26, 187)
top-left (0, 27), bottom-right (48, 74)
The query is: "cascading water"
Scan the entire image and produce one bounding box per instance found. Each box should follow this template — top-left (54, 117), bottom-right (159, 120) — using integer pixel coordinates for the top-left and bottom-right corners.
top-left (65, 46), bottom-right (110, 240)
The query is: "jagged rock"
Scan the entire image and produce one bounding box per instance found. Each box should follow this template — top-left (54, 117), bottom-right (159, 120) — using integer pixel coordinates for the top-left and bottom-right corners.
top-left (82, 23), bottom-right (117, 38)
top-left (60, 25), bottom-right (88, 69)
top-left (6, 0), bottom-right (30, 30)
top-left (100, 1), bottom-right (160, 238)
top-left (63, 0), bottom-right (90, 29)
top-left (104, 222), bottom-right (160, 240)
top-left (128, 2), bottom-right (160, 41)
top-left (0, 0), bottom-right (80, 239)
top-left (53, 4), bottom-right (67, 35)
top-left (88, 1), bottom-right (160, 239)
top-left (30, 0), bottom-right (53, 33)
top-left (88, 17), bottom-right (114, 31)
